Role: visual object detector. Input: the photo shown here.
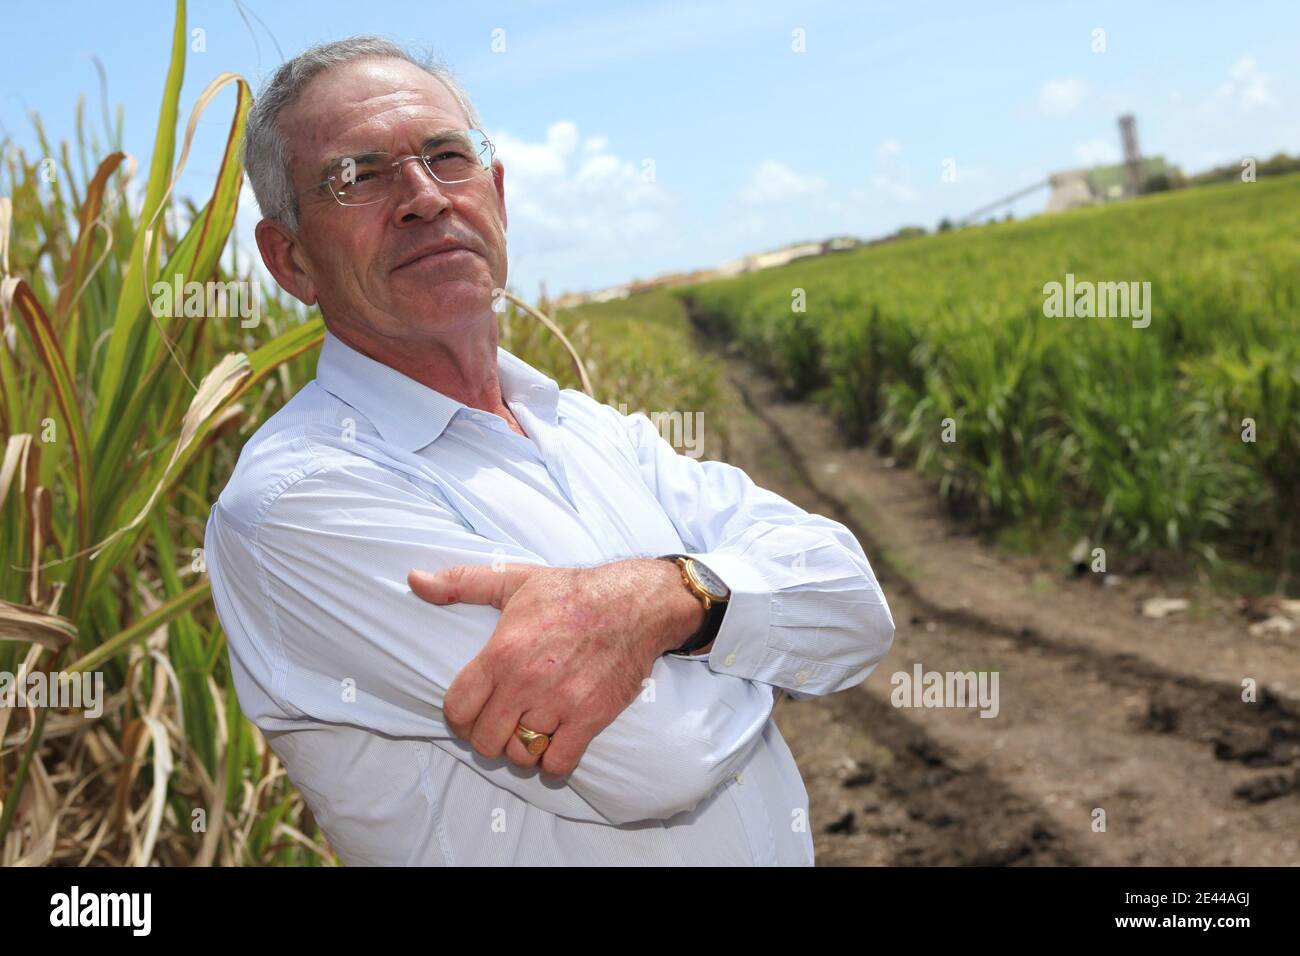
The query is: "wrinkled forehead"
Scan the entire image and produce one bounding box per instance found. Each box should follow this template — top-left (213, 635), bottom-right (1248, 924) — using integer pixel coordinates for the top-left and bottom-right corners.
top-left (281, 57), bottom-right (469, 179)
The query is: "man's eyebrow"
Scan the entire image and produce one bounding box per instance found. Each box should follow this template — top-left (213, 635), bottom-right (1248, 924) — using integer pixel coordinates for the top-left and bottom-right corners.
top-left (317, 129), bottom-right (472, 179)
top-left (317, 150), bottom-right (384, 179)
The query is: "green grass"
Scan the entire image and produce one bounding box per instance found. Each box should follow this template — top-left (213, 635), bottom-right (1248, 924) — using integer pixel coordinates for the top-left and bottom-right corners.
top-left (543, 289), bottom-right (737, 456)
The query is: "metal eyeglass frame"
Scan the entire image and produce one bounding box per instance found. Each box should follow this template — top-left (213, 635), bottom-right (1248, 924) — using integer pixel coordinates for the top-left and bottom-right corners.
top-left (281, 128), bottom-right (496, 216)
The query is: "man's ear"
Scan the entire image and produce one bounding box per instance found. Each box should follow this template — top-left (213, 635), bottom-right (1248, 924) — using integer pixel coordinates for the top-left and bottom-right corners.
top-left (255, 218), bottom-right (318, 307)
top-left (492, 158), bottom-right (507, 232)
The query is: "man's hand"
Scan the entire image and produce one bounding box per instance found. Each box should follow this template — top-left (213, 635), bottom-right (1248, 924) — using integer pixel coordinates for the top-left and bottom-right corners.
top-left (407, 558), bottom-right (706, 777)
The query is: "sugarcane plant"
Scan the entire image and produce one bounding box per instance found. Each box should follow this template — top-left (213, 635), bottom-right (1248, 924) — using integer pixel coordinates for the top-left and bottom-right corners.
top-left (0, 0), bottom-right (329, 864)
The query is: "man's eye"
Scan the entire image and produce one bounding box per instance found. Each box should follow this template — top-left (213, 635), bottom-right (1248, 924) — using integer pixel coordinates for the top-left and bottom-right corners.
top-left (334, 160), bottom-right (389, 185)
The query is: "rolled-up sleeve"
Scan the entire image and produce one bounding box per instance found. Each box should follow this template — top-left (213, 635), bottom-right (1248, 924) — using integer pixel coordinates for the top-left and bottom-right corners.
top-left (206, 456), bottom-right (776, 827)
top-left (610, 407), bottom-right (896, 700)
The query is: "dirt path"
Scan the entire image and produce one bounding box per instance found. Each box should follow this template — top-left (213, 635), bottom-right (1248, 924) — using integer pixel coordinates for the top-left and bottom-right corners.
top-left (705, 348), bottom-right (1300, 866)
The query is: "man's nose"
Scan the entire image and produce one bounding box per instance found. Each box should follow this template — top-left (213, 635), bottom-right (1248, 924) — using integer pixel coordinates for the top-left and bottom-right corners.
top-left (391, 155), bottom-right (451, 222)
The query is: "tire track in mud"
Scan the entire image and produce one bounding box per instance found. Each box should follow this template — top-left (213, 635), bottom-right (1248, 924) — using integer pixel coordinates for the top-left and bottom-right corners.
top-left (705, 343), bottom-right (1300, 865)
top-left (780, 676), bottom-right (1089, 866)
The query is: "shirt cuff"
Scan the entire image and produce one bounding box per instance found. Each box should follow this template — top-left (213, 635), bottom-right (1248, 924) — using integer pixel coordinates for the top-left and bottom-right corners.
top-left (678, 551), bottom-right (771, 675)
top-left (679, 551), bottom-right (849, 696)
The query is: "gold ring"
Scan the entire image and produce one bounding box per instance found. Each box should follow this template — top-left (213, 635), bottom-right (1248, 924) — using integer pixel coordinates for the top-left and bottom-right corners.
top-left (515, 722), bottom-right (551, 756)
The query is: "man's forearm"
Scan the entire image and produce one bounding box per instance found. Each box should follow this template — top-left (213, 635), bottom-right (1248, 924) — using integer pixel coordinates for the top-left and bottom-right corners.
top-left (635, 556), bottom-right (708, 657)
top-left (615, 404), bottom-right (896, 695)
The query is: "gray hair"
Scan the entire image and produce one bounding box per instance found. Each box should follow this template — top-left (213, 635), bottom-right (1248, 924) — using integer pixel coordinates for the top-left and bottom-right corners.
top-left (243, 36), bottom-right (482, 231)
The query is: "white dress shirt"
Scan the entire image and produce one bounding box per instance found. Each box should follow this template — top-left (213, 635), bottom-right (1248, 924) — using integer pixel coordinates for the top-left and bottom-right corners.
top-left (204, 328), bottom-right (895, 865)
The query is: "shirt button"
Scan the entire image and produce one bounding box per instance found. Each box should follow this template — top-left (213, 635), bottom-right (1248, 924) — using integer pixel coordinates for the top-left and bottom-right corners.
top-left (734, 772), bottom-right (745, 785)
top-left (724, 653), bottom-right (737, 667)
top-left (795, 671), bottom-right (808, 685)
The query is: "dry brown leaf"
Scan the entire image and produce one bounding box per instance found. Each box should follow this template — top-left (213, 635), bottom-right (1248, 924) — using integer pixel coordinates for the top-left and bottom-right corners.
top-left (0, 598), bottom-right (77, 652)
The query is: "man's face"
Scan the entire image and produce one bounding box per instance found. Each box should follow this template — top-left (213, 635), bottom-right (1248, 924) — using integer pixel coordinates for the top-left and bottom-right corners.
top-left (264, 56), bottom-right (507, 349)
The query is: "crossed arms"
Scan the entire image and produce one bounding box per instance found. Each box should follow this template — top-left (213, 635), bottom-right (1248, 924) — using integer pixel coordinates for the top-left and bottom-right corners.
top-left (206, 405), bottom-right (895, 826)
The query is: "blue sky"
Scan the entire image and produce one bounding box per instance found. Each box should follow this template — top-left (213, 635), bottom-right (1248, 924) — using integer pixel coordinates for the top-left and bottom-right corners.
top-left (3, 0), bottom-right (1297, 298)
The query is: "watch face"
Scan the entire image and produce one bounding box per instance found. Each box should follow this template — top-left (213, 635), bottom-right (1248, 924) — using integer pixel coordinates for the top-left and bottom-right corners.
top-left (690, 560), bottom-right (730, 601)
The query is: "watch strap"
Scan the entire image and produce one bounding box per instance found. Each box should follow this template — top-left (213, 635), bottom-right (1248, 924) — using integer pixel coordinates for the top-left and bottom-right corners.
top-left (659, 555), bottom-right (728, 655)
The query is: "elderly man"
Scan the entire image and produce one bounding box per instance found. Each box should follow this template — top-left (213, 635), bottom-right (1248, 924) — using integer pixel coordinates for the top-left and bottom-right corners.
top-left (206, 36), bottom-right (895, 866)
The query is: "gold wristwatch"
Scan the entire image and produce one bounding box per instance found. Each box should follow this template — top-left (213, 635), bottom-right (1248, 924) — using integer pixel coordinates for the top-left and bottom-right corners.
top-left (660, 554), bottom-right (730, 655)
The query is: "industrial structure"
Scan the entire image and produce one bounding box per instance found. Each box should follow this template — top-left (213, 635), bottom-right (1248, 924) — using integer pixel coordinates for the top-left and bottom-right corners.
top-left (962, 114), bottom-right (1179, 223)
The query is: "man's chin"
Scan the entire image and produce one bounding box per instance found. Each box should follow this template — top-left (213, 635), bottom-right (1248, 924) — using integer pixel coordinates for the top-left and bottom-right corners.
top-left (389, 256), bottom-right (491, 291)
top-left (392, 280), bottom-right (496, 323)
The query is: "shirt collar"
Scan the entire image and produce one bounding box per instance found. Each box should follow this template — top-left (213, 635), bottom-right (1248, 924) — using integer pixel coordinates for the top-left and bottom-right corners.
top-left (314, 328), bottom-right (561, 452)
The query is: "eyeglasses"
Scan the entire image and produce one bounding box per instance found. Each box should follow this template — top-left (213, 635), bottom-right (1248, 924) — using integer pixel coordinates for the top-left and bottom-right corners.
top-left (287, 128), bottom-right (496, 213)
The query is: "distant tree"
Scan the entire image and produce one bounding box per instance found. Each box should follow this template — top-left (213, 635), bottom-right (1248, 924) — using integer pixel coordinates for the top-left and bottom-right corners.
top-left (1142, 172), bottom-right (1172, 194)
top-left (937, 217), bottom-right (954, 232)
top-left (1183, 152), bottom-right (1300, 187)
top-left (1261, 152), bottom-right (1300, 176)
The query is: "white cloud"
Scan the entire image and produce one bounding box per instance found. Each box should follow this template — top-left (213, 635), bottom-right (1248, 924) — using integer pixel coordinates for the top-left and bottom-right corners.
top-left (496, 120), bottom-right (577, 180)
top-left (738, 159), bottom-right (827, 206)
top-left (492, 120), bottom-right (682, 293)
top-left (1216, 56), bottom-right (1275, 108)
top-left (1037, 78), bottom-right (1088, 118)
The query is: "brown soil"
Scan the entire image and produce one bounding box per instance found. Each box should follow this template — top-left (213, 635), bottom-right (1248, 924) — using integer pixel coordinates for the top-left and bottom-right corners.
top-left (708, 350), bottom-right (1300, 866)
